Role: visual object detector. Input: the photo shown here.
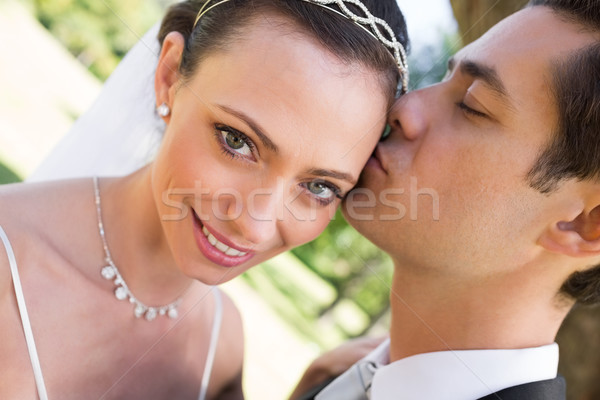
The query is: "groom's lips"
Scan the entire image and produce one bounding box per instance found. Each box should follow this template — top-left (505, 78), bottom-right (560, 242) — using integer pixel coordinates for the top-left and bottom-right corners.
top-left (366, 146), bottom-right (388, 174)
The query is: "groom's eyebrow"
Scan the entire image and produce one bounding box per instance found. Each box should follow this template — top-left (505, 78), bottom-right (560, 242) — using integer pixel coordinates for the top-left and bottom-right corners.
top-left (451, 57), bottom-right (514, 110)
top-left (216, 105), bottom-right (278, 152)
top-left (460, 59), bottom-right (507, 97)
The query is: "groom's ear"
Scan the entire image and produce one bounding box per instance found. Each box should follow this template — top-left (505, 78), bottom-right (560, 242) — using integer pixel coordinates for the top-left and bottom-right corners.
top-left (155, 32), bottom-right (185, 120)
top-left (539, 191), bottom-right (600, 258)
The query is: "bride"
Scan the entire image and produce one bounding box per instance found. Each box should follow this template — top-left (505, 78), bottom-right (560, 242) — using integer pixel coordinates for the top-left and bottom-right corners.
top-left (0, 0), bottom-right (408, 399)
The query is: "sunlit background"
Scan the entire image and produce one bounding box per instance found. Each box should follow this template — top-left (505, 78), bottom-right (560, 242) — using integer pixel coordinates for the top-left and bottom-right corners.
top-left (1, 1), bottom-right (598, 399)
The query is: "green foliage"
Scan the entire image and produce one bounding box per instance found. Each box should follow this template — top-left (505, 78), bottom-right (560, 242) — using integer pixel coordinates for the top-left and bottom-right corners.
top-left (292, 210), bottom-right (392, 292)
top-left (33, 0), bottom-right (165, 80)
top-left (408, 33), bottom-right (461, 90)
top-left (243, 210), bottom-right (393, 347)
top-left (0, 161), bottom-right (22, 184)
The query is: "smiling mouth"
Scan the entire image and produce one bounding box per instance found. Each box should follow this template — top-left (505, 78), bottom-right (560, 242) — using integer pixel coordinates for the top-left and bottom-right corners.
top-left (200, 226), bottom-right (248, 257)
top-left (191, 209), bottom-right (254, 268)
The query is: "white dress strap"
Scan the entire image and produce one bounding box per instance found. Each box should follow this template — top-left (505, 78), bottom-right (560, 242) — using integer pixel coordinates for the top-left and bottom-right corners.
top-left (198, 287), bottom-right (223, 400)
top-left (0, 225), bottom-right (49, 400)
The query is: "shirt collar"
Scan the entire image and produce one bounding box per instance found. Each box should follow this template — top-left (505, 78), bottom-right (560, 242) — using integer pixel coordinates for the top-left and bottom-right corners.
top-left (366, 339), bottom-right (559, 400)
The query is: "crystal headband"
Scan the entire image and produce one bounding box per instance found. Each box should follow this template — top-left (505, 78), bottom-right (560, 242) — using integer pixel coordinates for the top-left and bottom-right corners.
top-left (192, 0), bottom-right (409, 93)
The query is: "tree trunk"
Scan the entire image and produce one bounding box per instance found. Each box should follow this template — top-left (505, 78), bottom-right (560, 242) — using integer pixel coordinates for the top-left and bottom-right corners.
top-left (556, 305), bottom-right (600, 400)
top-left (450, 0), bottom-right (527, 45)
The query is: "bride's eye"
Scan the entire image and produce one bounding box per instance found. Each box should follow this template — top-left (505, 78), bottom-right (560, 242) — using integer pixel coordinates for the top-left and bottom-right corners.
top-left (215, 124), bottom-right (255, 159)
top-left (302, 180), bottom-right (342, 206)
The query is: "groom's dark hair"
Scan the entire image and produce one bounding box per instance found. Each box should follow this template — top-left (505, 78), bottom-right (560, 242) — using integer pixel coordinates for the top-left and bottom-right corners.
top-left (526, 0), bottom-right (600, 304)
top-left (159, 0), bottom-right (409, 103)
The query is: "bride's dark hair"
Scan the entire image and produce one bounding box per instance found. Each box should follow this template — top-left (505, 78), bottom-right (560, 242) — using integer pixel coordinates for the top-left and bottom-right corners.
top-left (158, 0), bottom-right (408, 99)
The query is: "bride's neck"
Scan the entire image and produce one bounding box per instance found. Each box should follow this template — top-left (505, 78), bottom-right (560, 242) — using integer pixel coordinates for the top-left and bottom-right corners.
top-left (98, 166), bottom-right (194, 304)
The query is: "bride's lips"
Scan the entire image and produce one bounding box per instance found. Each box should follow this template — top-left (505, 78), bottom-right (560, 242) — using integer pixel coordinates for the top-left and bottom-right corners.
top-left (192, 209), bottom-right (254, 268)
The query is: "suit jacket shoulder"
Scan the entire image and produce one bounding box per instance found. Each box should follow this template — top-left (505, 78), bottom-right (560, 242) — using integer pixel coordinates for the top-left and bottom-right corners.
top-left (298, 375), bottom-right (566, 400)
top-left (479, 376), bottom-right (566, 400)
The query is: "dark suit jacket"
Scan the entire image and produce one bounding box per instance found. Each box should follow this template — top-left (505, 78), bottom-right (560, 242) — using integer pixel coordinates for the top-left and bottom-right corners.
top-left (299, 375), bottom-right (566, 400)
top-left (479, 376), bottom-right (566, 400)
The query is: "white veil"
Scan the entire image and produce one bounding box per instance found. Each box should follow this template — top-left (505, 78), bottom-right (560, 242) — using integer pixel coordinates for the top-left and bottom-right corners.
top-left (28, 23), bottom-right (164, 182)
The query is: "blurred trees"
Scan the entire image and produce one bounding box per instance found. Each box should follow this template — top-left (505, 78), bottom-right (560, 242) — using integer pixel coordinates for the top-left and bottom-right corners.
top-left (557, 305), bottom-right (600, 400)
top-left (408, 34), bottom-right (460, 90)
top-left (0, 162), bottom-right (21, 184)
top-left (32, 0), bottom-right (165, 80)
top-left (291, 211), bottom-right (393, 340)
top-left (450, 0), bottom-right (527, 45)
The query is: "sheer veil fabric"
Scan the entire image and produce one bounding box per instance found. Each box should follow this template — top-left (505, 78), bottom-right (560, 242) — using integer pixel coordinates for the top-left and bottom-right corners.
top-left (28, 23), bottom-right (164, 181)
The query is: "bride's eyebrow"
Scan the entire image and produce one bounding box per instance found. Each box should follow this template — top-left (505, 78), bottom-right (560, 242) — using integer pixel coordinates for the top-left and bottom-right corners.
top-left (307, 168), bottom-right (357, 186)
top-left (216, 104), bottom-right (279, 153)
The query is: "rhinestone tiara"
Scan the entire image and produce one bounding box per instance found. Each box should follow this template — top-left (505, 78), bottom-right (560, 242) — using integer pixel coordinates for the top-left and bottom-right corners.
top-left (192, 0), bottom-right (409, 92)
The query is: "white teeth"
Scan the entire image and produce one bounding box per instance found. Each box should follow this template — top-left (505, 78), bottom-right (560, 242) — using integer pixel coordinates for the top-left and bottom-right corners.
top-left (225, 247), bottom-right (241, 257)
top-left (207, 233), bottom-right (217, 246)
top-left (215, 241), bottom-right (229, 253)
top-left (201, 226), bottom-right (247, 257)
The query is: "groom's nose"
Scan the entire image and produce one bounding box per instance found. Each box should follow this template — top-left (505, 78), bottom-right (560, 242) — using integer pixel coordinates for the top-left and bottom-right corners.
top-left (387, 91), bottom-right (429, 143)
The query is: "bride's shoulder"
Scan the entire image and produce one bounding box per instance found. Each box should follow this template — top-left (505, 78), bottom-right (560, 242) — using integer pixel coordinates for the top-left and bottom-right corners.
top-left (0, 178), bottom-right (94, 220)
top-left (0, 181), bottom-right (49, 262)
top-left (0, 179), bottom-right (96, 293)
top-left (0, 182), bottom-right (44, 299)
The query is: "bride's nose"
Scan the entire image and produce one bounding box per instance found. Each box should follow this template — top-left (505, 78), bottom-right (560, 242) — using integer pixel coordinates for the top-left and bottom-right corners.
top-left (222, 186), bottom-right (280, 248)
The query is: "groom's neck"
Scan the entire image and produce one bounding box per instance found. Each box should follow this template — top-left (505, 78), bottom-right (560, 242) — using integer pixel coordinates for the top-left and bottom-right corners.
top-left (387, 262), bottom-right (570, 362)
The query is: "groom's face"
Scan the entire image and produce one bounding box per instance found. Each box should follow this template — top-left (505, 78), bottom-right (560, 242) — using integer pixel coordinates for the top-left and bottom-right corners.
top-left (344, 6), bottom-right (596, 274)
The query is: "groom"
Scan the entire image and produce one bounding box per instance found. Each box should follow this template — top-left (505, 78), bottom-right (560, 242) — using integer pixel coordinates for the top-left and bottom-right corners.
top-left (304, 0), bottom-right (600, 398)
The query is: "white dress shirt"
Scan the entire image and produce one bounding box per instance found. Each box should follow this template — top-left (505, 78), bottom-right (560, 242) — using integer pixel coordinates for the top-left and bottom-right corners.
top-left (367, 339), bottom-right (559, 400)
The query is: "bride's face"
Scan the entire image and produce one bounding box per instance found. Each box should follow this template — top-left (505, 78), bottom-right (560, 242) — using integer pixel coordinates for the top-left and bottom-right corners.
top-left (152, 16), bottom-right (390, 285)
